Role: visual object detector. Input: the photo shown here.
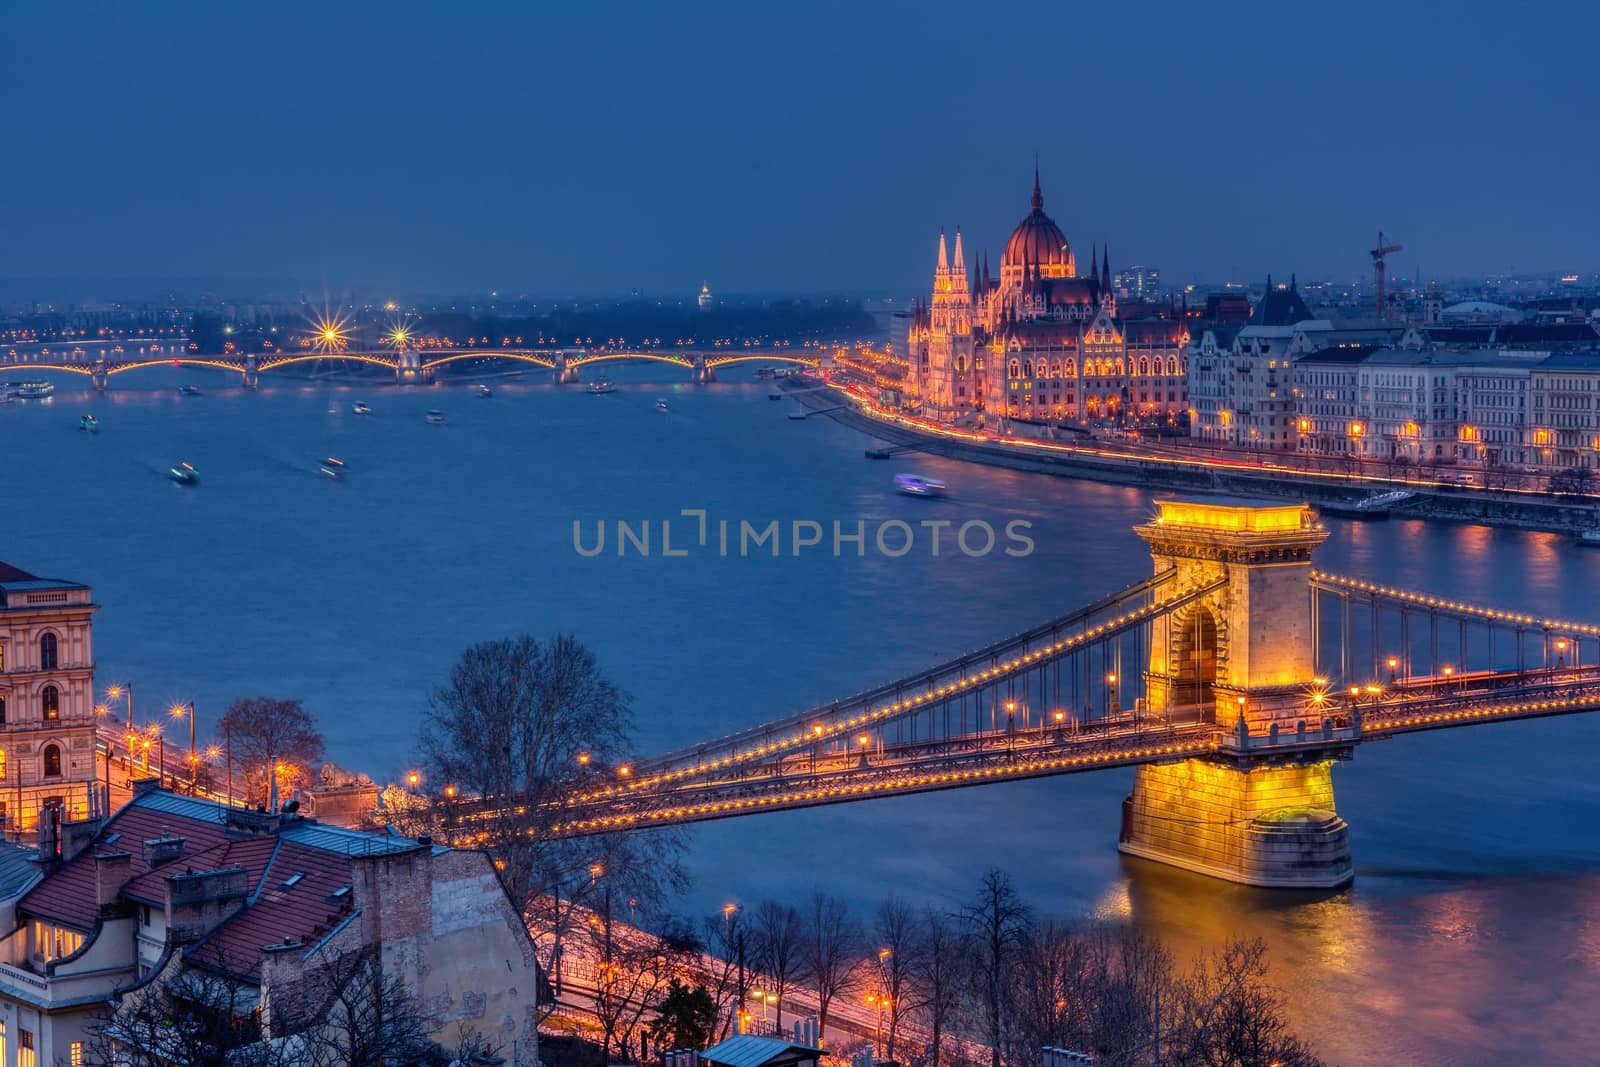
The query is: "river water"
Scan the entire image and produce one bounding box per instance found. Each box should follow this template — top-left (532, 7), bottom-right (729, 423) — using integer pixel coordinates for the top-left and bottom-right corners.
top-left (5, 365), bottom-right (1599, 1066)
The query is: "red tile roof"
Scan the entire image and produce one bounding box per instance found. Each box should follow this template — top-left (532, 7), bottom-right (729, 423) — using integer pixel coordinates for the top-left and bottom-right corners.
top-left (19, 788), bottom-right (425, 984)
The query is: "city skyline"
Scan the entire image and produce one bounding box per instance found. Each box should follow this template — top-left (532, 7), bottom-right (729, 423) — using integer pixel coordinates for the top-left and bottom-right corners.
top-left (6, 1), bottom-right (1599, 298)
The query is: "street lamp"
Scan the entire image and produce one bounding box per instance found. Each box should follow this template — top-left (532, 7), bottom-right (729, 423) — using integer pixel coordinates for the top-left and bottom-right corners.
top-left (107, 683), bottom-right (134, 732)
top-left (406, 771), bottom-right (421, 791)
top-left (1556, 638), bottom-right (1569, 669)
top-left (1106, 673), bottom-right (1118, 717)
top-left (1387, 656), bottom-right (1399, 685)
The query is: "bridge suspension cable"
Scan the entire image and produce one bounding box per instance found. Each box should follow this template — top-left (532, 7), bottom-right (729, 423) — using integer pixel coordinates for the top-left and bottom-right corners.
top-left (579, 574), bottom-right (1229, 804)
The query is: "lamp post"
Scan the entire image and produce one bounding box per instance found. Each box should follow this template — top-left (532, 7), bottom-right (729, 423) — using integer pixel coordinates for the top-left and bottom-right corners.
top-left (1387, 656), bottom-right (1399, 686)
top-left (1106, 673), bottom-right (1118, 717)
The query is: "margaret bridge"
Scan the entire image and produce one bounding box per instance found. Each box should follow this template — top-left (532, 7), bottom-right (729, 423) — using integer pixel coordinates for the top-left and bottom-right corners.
top-left (439, 496), bottom-right (1600, 890)
top-left (0, 345), bottom-right (824, 389)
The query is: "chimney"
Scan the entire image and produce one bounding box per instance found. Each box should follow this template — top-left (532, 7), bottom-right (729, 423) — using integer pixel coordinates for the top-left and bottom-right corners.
top-left (95, 851), bottom-right (133, 909)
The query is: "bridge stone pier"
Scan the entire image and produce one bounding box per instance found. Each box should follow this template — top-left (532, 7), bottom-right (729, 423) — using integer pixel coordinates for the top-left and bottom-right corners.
top-left (555, 352), bottom-right (580, 383)
top-left (1119, 497), bottom-right (1354, 889)
top-left (242, 353), bottom-right (260, 389)
top-left (691, 354), bottom-right (715, 383)
top-left (91, 358), bottom-right (109, 392)
top-left (396, 348), bottom-right (426, 384)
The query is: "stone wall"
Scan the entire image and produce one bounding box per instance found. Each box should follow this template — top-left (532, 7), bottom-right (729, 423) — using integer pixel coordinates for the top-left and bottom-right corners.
top-left (1118, 758), bottom-right (1353, 889)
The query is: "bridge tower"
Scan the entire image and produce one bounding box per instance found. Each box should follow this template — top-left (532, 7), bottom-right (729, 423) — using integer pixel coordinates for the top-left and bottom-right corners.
top-left (1119, 497), bottom-right (1354, 889)
top-left (242, 353), bottom-right (259, 389)
top-left (555, 351), bottom-right (580, 384)
top-left (91, 358), bottom-right (109, 392)
top-left (691, 353), bottom-right (716, 383)
top-left (396, 348), bottom-right (425, 385)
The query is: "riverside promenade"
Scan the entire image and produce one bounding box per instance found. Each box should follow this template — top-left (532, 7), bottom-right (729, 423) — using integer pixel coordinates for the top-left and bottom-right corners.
top-left (796, 381), bottom-right (1600, 535)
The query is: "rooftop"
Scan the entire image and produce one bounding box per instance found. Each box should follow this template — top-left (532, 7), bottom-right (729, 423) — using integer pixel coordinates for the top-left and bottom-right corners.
top-left (702, 1035), bottom-right (822, 1067)
top-left (19, 787), bottom-right (436, 983)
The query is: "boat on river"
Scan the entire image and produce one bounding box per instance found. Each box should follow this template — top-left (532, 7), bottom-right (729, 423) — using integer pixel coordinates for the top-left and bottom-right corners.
top-left (588, 378), bottom-right (615, 395)
top-left (352, 401), bottom-right (372, 415)
top-left (15, 381), bottom-right (53, 399)
top-left (477, 384), bottom-right (493, 398)
top-left (319, 457), bottom-right (345, 479)
top-left (178, 384), bottom-right (201, 397)
top-left (895, 473), bottom-right (947, 498)
top-left (1578, 529), bottom-right (1600, 548)
top-left (425, 409), bottom-right (447, 425)
top-left (655, 398), bottom-right (669, 412)
top-left (79, 414), bottom-right (99, 433)
top-left (1319, 490), bottom-right (1415, 519)
top-left (169, 462), bottom-right (199, 486)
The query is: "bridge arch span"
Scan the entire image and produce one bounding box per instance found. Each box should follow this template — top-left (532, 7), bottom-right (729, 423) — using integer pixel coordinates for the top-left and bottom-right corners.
top-left (566, 351), bottom-right (694, 369)
top-left (105, 358), bottom-right (246, 376)
top-left (421, 351), bottom-right (556, 372)
top-left (702, 353), bottom-right (819, 370)
top-left (0, 363), bottom-right (96, 376)
top-left (257, 353), bottom-right (400, 373)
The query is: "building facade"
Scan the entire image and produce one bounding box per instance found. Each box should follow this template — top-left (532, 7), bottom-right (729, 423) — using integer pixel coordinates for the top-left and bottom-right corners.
top-left (0, 564), bottom-right (102, 841)
top-left (905, 170), bottom-right (1189, 428)
top-left (0, 784), bottom-right (542, 1066)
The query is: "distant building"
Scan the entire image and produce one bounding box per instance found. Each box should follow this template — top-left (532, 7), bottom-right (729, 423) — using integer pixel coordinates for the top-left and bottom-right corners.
top-left (905, 168), bottom-right (1189, 427)
top-left (1186, 276), bottom-right (1314, 448)
top-left (1112, 264), bottom-right (1161, 300)
top-left (0, 784), bottom-right (542, 1065)
top-left (0, 561), bottom-right (104, 840)
top-left (699, 283), bottom-right (714, 311)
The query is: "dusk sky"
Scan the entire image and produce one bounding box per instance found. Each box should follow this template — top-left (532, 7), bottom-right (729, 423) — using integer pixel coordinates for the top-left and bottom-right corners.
top-left (5, 1), bottom-right (1597, 299)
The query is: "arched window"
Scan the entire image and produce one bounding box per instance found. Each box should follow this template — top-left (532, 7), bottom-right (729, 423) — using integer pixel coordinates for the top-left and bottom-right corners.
top-left (39, 633), bottom-right (58, 671)
top-left (0, 696), bottom-right (5, 724)
top-left (43, 744), bottom-right (61, 778)
top-left (1140, 358), bottom-right (1151, 378)
top-left (1049, 359), bottom-right (1061, 378)
top-left (42, 686), bottom-right (59, 721)
top-left (1168, 356), bottom-right (1179, 375)
top-left (955, 354), bottom-right (967, 373)
top-left (1009, 359), bottom-right (1022, 379)
top-left (1115, 360), bottom-right (1125, 376)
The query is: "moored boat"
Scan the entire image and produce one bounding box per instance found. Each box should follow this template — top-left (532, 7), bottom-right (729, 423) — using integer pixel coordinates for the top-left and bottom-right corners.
top-left (1319, 490), bottom-right (1416, 519)
top-left (1578, 529), bottom-right (1600, 548)
top-left (16, 381), bottom-right (53, 399)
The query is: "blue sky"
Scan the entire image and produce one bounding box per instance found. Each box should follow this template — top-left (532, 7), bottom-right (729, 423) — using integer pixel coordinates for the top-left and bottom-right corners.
top-left (4, 0), bottom-right (1595, 297)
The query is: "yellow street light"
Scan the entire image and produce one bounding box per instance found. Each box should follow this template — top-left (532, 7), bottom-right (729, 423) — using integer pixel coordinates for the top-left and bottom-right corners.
top-left (406, 771), bottom-right (421, 789)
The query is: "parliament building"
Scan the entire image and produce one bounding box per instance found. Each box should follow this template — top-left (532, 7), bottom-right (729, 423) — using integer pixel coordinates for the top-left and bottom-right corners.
top-left (905, 169), bottom-right (1189, 427)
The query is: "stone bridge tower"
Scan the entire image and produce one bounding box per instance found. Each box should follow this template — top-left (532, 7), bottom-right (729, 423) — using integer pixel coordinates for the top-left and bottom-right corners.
top-left (1120, 497), bottom-right (1353, 889)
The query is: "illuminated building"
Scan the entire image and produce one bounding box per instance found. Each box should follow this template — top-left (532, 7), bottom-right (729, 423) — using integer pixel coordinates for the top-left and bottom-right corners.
top-left (699, 283), bottom-right (714, 311)
top-left (905, 168), bottom-right (1189, 427)
top-left (0, 562), bottom-right (101, 838)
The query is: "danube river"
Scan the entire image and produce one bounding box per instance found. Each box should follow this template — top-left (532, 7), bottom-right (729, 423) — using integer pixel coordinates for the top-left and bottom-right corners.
top-left (6, 366), bottom-right (1600, 1066)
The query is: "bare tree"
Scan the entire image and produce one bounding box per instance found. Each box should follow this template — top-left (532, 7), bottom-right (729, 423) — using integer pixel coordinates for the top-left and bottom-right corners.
top-left (1167, 938), bottom-right (1323, 1067)
top-left (419, 635), bottom-right (688, 976)
top-left (872, 894), bottom-right (923, 1064)
top-left (588, 918), bottom-right (700, 1061)
top-left (913, 908), bottom-right (964, 1067)
top-left (698, 906), bottom-right (749, 1041)
top-left (750, 899), bottom-right (804, 1033)
top-left (294, 948), bottom-right (438, 1067)
top-left (961, 868), bottom-right (1031, 1067)
top-left (90, 963), bottom-right (287, 1067)
top-left (218, 697), bottom-right (325, 804)
top-left (801, 889), bottom-right (863, 1046)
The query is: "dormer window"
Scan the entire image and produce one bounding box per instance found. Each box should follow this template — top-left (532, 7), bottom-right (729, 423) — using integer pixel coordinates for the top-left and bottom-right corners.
top-left (281, 873), bottom-right (305, 890)
top-left (31, 920), bottom-right (83, 962)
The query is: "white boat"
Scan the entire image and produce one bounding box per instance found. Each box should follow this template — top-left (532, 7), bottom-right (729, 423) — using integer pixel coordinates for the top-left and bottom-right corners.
top-left (477, 385), bottom-right (493, 398)
top-left (79, 414), bottom-right (99, 433)
top-left (588, 378), bottom-right (615, 395)
top-left (178, 384), bottom-right (201, 397)
top-left (894, 473), bottom-right (947, 498)
top-left (655, 399), bottom-right (669, 411)
top-left (1578, 529), bottom-right (1600, 548)
top-left (352, 402), bottom-right (372, 415)
top-left (425, 409), bottom-right (447, 425)
top-left (16, 381), bottom-right (53, 399)
top-left (169, 462), bottom-right (199, 486)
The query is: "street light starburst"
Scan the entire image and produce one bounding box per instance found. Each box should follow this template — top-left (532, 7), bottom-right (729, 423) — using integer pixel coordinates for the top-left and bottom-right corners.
top-left (306, 310), bottom-right (352, 353)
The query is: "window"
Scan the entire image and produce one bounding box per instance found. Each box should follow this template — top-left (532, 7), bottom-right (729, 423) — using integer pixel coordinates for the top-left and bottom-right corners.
top-left (42, 686), bottom-right (59, 721)
top-left (70, 1041), bottom-right (84, 1067)
top-left (39, 633), bottom-right (57, 671)
top-left (32, 920), bottom-right (82, 961)
top-left (0, 643), bottom-right (5, 670)
top-left (0, 696), bottom-right (5, 725)
top-left (43, 744), bottom-right (61, 777)
top-left (19, 1028), bottom-right (32, 1067)
top-left (0, 749), bottom-right (7, 779)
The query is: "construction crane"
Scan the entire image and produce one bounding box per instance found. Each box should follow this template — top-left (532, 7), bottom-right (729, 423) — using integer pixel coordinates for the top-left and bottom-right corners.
top-left (1370, 230), bottom-right (1403, 318)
